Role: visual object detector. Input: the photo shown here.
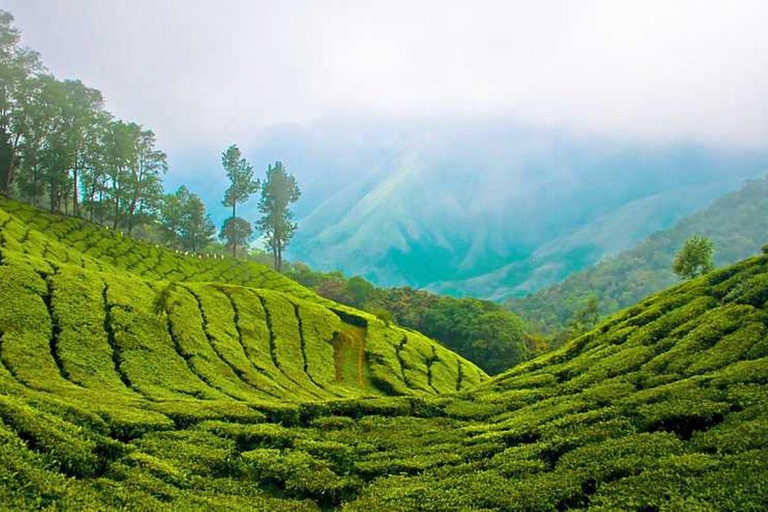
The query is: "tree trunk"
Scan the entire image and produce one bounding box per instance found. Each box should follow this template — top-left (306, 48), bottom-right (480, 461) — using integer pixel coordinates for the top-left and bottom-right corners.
top-left (72, 168), bottom-right (79, 217)
top-left (113, 183), bottom-right (120, 229)
top-left (3, 134), bottom-right (21, 195)
top-left (3, 157), bottom-right (15, 196)
top-left (126, 196), bottom-right (139, 234)
top-left (89, 181), bottom-right (97, 221)
top-left (49, 181), bottom-right (57, 213)
top-left (232, 203), bottom-right (237, 258)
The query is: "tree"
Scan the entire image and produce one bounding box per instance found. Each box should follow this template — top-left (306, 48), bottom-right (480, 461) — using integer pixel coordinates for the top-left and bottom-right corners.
top-left (103, 120), bottom-right (135, 228)
top-left (221, 144), bottom-right (258, 257)
top-left (569, 295), bottom-right (600, 335)
top-left (673, 235), bottom-right (714, 279)
top-left (220, 216), bottom-right (252, 257)
top-left (0, 10), bottom-right (44, 195)
top-left (99, 121), bottom-right (166, 231)
top-left (181, 192), bottom-right (216, 252)
top-left (347, 276), bottom-right (375, 308)
top-left (79, 110), bottom-right (112, 222)
top-left (123, 127), bottom-right (166, 232)
top-left (255, 161), bottom-right (300, 272)
top-left (60, 79), bottom-right (105, 216)
top-left (160, 186), bottom-right (215, 251)
top-left (37, 76), bottom-right (73, 213)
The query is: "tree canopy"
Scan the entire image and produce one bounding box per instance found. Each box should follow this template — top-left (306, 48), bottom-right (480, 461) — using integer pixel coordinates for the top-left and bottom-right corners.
top-left (256, 161), bottom-right (300, 271)
top-left (159, 185), bottom-right (216, 251)
top-left (673, 235), bottom-right (715, 279)
top-left (0, 10), bottom-right (170, 232)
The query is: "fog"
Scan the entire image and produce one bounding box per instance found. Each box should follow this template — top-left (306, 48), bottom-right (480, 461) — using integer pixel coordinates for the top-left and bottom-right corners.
top-left (4, 0), bottom-right (767, 158)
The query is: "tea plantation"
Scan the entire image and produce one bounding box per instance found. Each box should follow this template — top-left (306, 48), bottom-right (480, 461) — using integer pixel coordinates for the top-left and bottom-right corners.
top-left (1, 197), bottom-right (767, 510)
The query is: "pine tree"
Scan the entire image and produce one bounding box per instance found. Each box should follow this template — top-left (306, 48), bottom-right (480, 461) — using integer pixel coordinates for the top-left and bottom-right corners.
top-left (255, 161), bottom-right (300, 272)
top-left (221, 144), bottom-right (258, 257)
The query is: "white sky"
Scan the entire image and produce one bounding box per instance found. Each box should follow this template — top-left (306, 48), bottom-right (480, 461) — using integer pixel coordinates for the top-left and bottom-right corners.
top-left (3, 0), bottom-right (767, 152)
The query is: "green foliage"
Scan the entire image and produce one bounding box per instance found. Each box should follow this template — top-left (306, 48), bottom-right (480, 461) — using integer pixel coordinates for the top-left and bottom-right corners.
top-left (255, 161), bottom-right (301, 272)
top-left (221, 144), bottom-right (259, 217)
top-left (286, 264), bottom-right (530, 374)
top-left (569, 294), bottom-right (600, 335)
top-left (510, 177), bottom-right (768, 334)
top-left (673, 235), bottom-right (715, 279)
top-left (372, 307), bottom-right (394, 326)
top-left (0, 28), bottom-right (767, 505)
top-left (0, 196), bottom-right (495, 508)
top-left (0, 202), bottom-right (767, 509)
top-left (159, 186), bottom-right (215, 251)
top-left (219, 216), bottom-right (253, 260)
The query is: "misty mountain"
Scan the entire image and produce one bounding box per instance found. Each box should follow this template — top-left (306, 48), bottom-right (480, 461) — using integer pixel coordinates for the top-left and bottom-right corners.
top-left (508, 176), bottom-right (768, 333)
top-left (238, 115), bottom-right (767, 296)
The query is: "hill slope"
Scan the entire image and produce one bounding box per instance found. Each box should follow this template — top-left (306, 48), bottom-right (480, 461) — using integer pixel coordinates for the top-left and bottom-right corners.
top-left (0, 198), bottom-right (487, 406)
top-left (273, 116), bottom-right (767, 294)
top-left (509, 176), bottom-right (768, 333)
top-left (1, 197), bottom-right (767, 509)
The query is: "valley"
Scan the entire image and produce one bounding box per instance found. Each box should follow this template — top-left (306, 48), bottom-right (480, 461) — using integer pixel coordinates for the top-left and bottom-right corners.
top-left (1, 198), bottom-right (767, 509)
top-left (2, 4), bottom-right (767, 510)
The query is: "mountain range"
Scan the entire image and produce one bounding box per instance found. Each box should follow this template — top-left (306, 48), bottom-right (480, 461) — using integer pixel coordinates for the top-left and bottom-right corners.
top-left (508, 176), bottom-right (768, 333)
top-left (230, 115), bottom-right (768, 298)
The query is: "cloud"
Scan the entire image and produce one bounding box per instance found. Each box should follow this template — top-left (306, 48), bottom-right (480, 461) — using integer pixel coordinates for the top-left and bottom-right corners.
top-left (3, 0), bottom-right (767, 151)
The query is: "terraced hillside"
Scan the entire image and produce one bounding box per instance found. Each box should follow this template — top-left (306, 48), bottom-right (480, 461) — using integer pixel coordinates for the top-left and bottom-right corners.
top-left (1, 198), bottom-right (768, 510)
top-left (0, 198), bottom-right (486, 406)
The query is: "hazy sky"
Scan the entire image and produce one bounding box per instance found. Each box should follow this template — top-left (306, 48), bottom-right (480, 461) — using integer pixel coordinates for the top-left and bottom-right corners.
top-left (3, 0), bottom-right (767, 155)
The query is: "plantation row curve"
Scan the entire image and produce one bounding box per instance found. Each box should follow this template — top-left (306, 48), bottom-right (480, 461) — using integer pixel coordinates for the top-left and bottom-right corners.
top-left (0, 197), bottom-right (767, 510)
top-left (0, 198), bottom-right (486, 406)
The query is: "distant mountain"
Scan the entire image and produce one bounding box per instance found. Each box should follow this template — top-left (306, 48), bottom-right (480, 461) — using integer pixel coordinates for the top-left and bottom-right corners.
top-left (249, 115), bottom-right (768, 296)
top-left (507, 176), bottom-right (768, 333)
top-left (428, 181), bottom-right (741, 299)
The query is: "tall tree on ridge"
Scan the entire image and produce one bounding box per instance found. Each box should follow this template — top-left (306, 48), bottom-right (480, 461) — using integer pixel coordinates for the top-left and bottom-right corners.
top-left (0, 9), bottom-right (43, 196)
top-left (61, 79), bottom-right (105, 216)
top-left (104, 120), bottom-right (136, 229)
top-left (221, 144), bottom-right (258, 257)
top-left (80, 109), bottom-right (112, 222)
top-left (256, 161), bottom-right (301, 272)
top-left (220, 216), bottom-right (253, 258)
top-left (124, 127), bottom-right (166, 233)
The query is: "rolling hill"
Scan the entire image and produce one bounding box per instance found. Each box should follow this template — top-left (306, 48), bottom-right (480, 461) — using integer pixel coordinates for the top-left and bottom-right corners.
top-left (1, 197), bottom-right (767, 510)
top-left (0, 197), bottom-right (487, 405)
top-left (253, 116), bottom-right (768, 296)
top-left (509, 176), bottom-right (768, 334)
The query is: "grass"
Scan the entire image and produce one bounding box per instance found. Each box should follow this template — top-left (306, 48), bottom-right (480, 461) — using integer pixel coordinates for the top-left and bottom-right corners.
top-left (1, 196), bottom-right (767, 510)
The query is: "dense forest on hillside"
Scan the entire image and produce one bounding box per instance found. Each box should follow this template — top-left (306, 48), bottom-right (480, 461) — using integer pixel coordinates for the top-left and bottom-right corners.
top-left (509, 177), bottom-right (768, 335)
top-left (2, 196), bottom-right (768, 509)
top-left (285, 264), bottom-right (533, 374)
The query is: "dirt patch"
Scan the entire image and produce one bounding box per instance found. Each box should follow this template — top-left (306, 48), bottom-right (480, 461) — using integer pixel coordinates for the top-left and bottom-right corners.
top-left (332, 325), bottom-right (367, 388)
